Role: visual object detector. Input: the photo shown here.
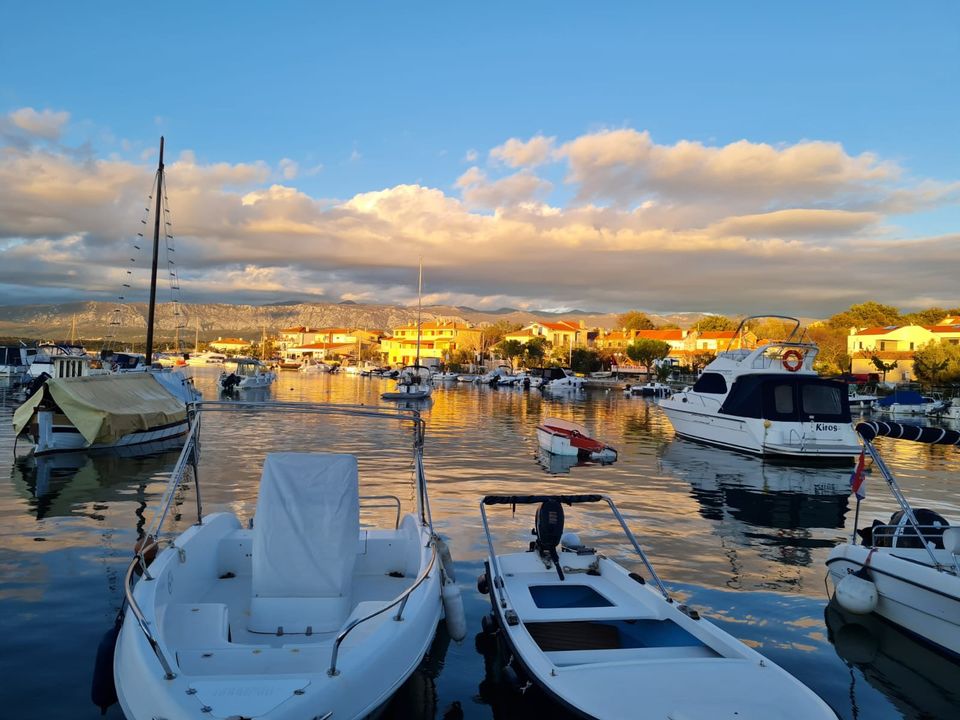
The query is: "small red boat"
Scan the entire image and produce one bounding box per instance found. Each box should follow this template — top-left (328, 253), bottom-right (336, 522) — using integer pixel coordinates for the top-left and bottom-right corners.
top-left (535, 418), bottom-right (618, 463)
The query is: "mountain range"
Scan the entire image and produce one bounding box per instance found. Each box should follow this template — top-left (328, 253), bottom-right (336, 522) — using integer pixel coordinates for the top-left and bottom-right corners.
top-left (0, 301), bottom-right (715, 344)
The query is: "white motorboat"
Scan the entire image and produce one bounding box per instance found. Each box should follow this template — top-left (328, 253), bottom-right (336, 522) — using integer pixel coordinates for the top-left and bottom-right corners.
top-left (27, 343), bottom-right (89, 377)
top-left (114, 402), bottom-right (464, 720)
top-left (431, 371), bottom-right (458, 382)
top-left (658, 315), bottom-right (860, 462)
top-left (186, 351), bottom-right (227, 367)
top-left (826, 421), bottom-right (960, 657)
top-left (624, 381), bottom-right (671, 397)
top-left (479, 365), bottom-right (518, 386)
top-left (456, 374), bottom-right (480, 383)
top-left (539, 367), bottom-right (583, 391)
top-left (477, 493), bottom-right (837, 719)
top-left (219, 358), bottom-right (276, 391)
top-left (12, 355), bottom-right (199, 456)
top-left (846, 384), bottom-right (879, 412)
top-left (873, 390), bottom-right (946, 417)
top-left (535, 418), bottom-right (617, 463)
top-left (382, 365), bottom-right (433, 401)
top-left (0, 345), bottom-right (34, 377)
top-left (298, 359), bottom-right (332, 374)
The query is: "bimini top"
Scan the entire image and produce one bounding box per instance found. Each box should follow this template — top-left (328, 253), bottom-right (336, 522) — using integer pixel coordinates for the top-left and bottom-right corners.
top-left (856, 421), bottom-right (960, 445)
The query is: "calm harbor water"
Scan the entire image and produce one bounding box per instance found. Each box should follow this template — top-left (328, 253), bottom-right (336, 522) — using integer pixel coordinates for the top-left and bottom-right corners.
top-left (1, 369), bottom-right (959, 720)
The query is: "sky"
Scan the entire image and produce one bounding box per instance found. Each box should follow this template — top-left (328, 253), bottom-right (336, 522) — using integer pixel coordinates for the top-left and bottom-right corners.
top-left (1, 1), bottom-right (958, 317)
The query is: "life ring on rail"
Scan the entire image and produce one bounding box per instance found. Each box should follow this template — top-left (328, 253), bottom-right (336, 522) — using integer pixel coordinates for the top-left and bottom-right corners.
top-left (781, 350), bottom-right (803, 372)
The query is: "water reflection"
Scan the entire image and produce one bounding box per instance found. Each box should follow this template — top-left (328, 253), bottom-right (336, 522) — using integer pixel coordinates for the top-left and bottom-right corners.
top-left (825, 602), bottom-right (960, 719)
top-left (11, 439), bottom-right (184, 522)
top-left (659, 438), bottom-right (852, 591)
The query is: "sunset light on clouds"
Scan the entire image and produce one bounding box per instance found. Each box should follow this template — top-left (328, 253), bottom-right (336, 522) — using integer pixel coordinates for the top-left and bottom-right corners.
top-left (1, 2), bottom-right (957, 317)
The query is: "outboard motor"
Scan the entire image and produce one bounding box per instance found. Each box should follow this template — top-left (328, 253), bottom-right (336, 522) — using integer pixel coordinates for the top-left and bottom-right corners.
top-left (24, 372), bottom-right (50, 401)
top-left (221, 373), bottom-right (241, 393)
top-left (535, 499), bottom-right (565, 580)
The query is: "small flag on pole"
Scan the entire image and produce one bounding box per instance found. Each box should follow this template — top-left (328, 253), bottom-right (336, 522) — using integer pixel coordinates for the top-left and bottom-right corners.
top-left (850, 448), bottom-right (866, 499)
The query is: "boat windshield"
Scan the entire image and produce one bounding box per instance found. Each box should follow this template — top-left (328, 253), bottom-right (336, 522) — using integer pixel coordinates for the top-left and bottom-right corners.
top-left (720, 376), bottom-right (851, 423)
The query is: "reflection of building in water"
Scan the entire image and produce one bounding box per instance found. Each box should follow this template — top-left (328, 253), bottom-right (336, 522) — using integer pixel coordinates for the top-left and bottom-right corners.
top-left (659, 439), bottom-right (851, 591)
top-left (825, 602), bottom-right (960, 720)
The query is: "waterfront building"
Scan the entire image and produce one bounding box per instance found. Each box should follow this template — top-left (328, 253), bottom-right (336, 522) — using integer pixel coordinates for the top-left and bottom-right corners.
top-left (380, 320), bottom-right (481, 366)
top-left (847, 320), bottom-right (960, 382)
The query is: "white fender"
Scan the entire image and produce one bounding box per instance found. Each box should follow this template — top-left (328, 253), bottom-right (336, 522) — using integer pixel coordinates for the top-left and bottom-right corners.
top-left (441, 580), bottom-right (467, 641)
top-left (943, 527), bottom-right (960, 555)
top-left (835, 572), bottom-right (878, 614)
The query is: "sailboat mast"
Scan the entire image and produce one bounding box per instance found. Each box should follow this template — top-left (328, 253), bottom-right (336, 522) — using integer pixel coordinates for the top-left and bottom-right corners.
top-left (144, 136), bottom-right (165, 364)
top-left (415, 258), bottom-right (422, 366)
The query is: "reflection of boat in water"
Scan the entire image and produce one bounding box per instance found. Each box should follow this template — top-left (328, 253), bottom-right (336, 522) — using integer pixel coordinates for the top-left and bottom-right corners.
top-left (824, 601), bottom-right (960, 720)
top-left (380, 623), bottom-right (452, 720)
top-left (535, 448), bottom-right (585, 475)
top-left (660, 438), bottom-right (851, 576)
top-left (12, 438), bottom-right (184, 520)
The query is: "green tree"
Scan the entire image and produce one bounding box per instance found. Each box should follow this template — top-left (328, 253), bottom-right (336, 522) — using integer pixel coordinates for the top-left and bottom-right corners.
top-left (480, 321), bottom-right (522, 356)
top-left (617, 310), bottom-right (655, 331)
top-left (746, 318), bottom-right (796, 342)
top-left (690, 351), bottom-right (716, 373)
top-left (696, 315), bottom-right (737, 331)
top-left (522, 337), bottom-right (548, 368)
top-left (806, 324), bottom-right (850, 375)
top-left (626, 339), bottom-right (672, 380)
top-left (829, 302), bottom-right (901, 330)
top-left (871, 355), bottom-right (898, 383)
top-left (912, 341), bottom-right (960, 385)
top-left (570, 348), bottom-right (603, 374)
top-left (902, 308), bottom-right (948, 326)
top-left (495, 339), bottom-right (524, 371)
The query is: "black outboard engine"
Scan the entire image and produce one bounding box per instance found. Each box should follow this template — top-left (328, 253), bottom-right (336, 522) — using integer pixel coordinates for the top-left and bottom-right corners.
top-left (24, 372), bottom-right (51, 401)
top-left (535, 499), bottom-right (565, 580)
top-left (221, 373), bottom-right (241, 393)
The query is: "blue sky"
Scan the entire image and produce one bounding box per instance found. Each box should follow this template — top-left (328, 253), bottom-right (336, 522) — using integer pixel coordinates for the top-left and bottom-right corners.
top-left (0, 2), bottom-right (957, 315)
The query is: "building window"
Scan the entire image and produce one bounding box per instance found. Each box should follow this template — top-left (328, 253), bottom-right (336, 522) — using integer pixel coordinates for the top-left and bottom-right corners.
top-left (858, 342), bottom-right (862, 349)
top-left (910, 342), bottom-right (914, 350)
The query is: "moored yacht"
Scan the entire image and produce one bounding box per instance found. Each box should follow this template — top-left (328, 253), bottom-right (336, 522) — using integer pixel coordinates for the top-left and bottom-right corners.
top-left (658, 316), bottom-right (860, 461)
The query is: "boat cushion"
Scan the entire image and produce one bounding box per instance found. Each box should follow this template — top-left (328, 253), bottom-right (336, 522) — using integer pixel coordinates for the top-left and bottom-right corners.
top-left (252, 453), bottom-right (359, 599)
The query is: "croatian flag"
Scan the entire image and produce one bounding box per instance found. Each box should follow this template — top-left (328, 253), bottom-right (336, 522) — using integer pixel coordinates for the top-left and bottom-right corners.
top-left (849, 448), bottom-right (866, 500)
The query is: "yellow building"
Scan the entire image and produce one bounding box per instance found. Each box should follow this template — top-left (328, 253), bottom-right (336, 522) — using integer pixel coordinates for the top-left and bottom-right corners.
top-left (208, 337), bottom-right (248, 354)
top-left (847, 321), bottom-right (960, 382)
top-left (380, 320), bottom-right (482, 366)
top-left (504, 320), bottom-right (584, 348)
top-left (277, 326), bottom-right (379, 353)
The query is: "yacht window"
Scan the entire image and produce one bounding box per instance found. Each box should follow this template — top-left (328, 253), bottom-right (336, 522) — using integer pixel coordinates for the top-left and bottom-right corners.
top-left (773, 384), bottom-right (794, 414)
top-left (801, 383), bottom-right (843, 416)
top-left (693, 373), bottom-right (727, 394)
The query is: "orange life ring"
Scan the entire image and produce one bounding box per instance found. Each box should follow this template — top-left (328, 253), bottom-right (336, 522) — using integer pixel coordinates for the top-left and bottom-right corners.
top-left (782, 349), bottom-right (803, 372)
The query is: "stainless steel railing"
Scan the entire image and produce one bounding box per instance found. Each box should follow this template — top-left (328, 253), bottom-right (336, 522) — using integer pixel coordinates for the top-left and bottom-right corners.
top-left (122, 400), bottom-right (432, 680)
top-left (327, 539), bottom-right (438, 676)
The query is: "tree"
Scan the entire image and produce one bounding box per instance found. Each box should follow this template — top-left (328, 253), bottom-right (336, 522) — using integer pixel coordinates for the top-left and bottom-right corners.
top-left (495, 339), bottom-right (524, 371)
top-left (912, 341), bottom-right (960, 386)
top-left (805, 324), bottom-right (850, 375)
top-left (626, 339), bottom-right (672, 380)
top-left (570, 348), bottom-right (603, 374)
top-left (617, 310), bottom-right (655, 331)
top-left (747, 318), bottom-right (796, 342)
top-left (829, 302), bottom-right (901, 330)
top-left (480, 321), bottom-right (521, 356)
top-left (696, 315), bottom-right (737, 332)
top-left (871, 355), bottom-right (898, 383)
top-left (522, 337), bottom-right (548, 368)
top-left (902, 308), bottom-right (948, 326)
top-left (690, 351), bottom-right (716, 373)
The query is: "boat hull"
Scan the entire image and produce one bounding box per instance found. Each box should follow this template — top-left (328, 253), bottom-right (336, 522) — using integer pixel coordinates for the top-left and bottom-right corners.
top-left (116, 513), bottom-right (443, 720)
top-left (826, 544), bottom-right (960, 657)
top-left (659, 401), bottom-right (860, 461)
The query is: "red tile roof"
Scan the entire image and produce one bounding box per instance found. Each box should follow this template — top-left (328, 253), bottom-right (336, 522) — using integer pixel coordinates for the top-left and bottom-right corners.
top-left (537, 320), bottom-right (580, 332)
top-left (697, 331), bottom-right (737, 339)
top-left (927, 325), bottom-right (960, 333)
top-left (637, 329), bottom-right (684, 341)
top-left (856, 326), bottom-right (902, 336)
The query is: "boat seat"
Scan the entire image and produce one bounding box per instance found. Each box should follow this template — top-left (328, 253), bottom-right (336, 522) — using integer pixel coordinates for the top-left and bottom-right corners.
top-left (163, 603), bottom-right (231, 650)
top-left (544, 646), bottom-right (720, 667)
top-left (248, 596), bottom-right (351, 635)
top-left (177, 644), bottom-right (331, 676)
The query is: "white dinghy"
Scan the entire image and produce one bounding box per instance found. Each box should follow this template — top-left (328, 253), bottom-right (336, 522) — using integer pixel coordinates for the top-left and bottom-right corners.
top-left (826, 421), bottom-right (960, 657)
top-left (114, 402), bottom-right (463, 720)
top-left (478, 493), bottom-right (836, 720)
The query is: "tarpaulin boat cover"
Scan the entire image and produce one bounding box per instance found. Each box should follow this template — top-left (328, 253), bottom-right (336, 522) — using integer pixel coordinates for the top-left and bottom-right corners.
top-left (253, 453), bottom-right (360, 598)
top-left (12, 373), bottom-right (187, 445)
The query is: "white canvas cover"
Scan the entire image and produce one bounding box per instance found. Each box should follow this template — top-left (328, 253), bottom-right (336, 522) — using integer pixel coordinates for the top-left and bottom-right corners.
top-left (252, 453), bottom-right (360, 599)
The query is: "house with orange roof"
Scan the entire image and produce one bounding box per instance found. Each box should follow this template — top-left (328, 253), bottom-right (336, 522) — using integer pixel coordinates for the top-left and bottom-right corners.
top-left (505, 320), bottom-right (585, 349)
top-left (380, 320), bottom-right (482, 366)
top-left (847, 322), bottom-right (960, 381)
top-left (208, 337), bottom-right (249, 354)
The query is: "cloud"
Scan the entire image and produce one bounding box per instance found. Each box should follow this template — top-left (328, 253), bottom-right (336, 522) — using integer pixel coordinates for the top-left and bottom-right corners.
top-left (278, 158), bottom-right (299, 180)
top-left (558, 129), bottom-right (898, 210)
top-left (489, 134), bottom-right (556, 168)
top-left (0, 111), bottom-right (957, 317)
top-left (464, 149), bottom-right (478, 162)
top-left (8, 107), bottom-right (70, 140)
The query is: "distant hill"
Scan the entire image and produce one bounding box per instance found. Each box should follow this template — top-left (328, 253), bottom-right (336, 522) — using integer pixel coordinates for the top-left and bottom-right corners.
top-left (0, 300), bottom-right (719, 344)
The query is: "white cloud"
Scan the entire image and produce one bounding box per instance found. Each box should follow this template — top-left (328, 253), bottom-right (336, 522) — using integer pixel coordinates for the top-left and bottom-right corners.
top-left (278, 158), bottom-right (299, 180)
top-left (0, 114), bottom-right (957, 317)
top-left (489, 134), bottom-right (556, 168)
top-left (8, 107), bottom-right (70, 140)
top-left (464, 148), bottom-right (478, 162)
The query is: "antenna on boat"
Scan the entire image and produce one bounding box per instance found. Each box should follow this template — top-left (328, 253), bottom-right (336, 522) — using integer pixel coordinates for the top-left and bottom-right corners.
top-left (415, 256), bottom-right (422, 368)
top-left (144, 136), bottom-right (164, 365)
